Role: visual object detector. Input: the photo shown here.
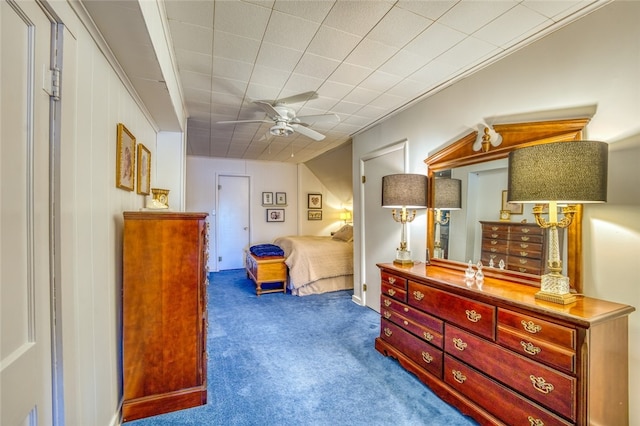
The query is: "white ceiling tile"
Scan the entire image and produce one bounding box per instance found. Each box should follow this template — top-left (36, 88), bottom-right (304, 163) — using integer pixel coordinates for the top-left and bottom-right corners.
top-left (403, 22), bottom-right (466, 60)
top-left (522, 0), bottom-right (589, 20)
top-left (367, 6), bottom-right (434, 49)
top-left (255, 42), bottom-right (304, 71)
top-left (175, 49), bottom-right (212, 75)
top-left (397, 0), bottom-right (457, 20)
top-left (212, 31), bottom-right (261, 64)
top-left (180, 70), bottom-right (212, 91)
top-left (213, 1), bottom-right (270, 40)
top-left (165, 1), bottom-right (214, 29)
top-left (323, 0), bottom-right (394, 36)
top-left (359, 70), bottom-right (404, 93)
top-left (369, 92), bottom-right (406, 110)
top-left (212, 57), bottom-right (254, 81)
top-left (379, 49), bottom-right (428, 78)
top-left (435, 36), bottom-right (498, 70)
top-left (345, 38), bottom-right (399, 70)
top-left (250, 65), bottom-right (291, 89)
top-left (306, 26), bottom-right (362, 62)
top-left (263, 11), bottom-right (320, 51)
top-left (474, 4), bottom-right (551, 47)
top-left (280, 73), bottom-right (325, 98)
top-left (328, 62), bottom-right (373, 87)
top-left (294, 53), bottom-right (341, 81)
top-left (343, 86), bottom-right (381, 106)
top-left (274, 0), bottom-right (335, 23)
top-left (330, 101), bottom-right (364, 115)
top-left (168, 20), bottom-right (213, 55)
top-left (438, 0), bottom-right (518, 35)
top-left (245, 83), bottom-right (282, 103)
top-left (210, 76), bottom-right (248, 98)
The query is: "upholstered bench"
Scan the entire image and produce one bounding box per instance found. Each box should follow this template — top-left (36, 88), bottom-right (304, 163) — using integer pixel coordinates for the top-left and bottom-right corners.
top-left (245, 245), bottom-right (287, 296)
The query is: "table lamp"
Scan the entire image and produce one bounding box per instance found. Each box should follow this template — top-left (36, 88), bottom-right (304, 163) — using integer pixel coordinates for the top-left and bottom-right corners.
top-left (433, 178), bottom-right (462, 258)
top-left (507, 141), bottom-right (608, 304)
top-left (382, 174), bottom-right (428, 266)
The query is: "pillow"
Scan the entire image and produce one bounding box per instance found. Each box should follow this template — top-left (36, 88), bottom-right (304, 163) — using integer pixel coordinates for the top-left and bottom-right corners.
top-left (332, 225), bottom-right (353, 242)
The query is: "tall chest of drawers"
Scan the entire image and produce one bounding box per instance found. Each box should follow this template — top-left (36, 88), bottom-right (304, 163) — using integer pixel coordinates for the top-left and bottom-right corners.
top-left (375, 262), bottom-right (634, 426)
top-left (480, 221), bottom-right (562, 275)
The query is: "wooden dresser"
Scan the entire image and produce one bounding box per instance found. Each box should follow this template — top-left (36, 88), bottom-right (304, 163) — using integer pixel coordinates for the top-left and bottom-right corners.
top-left (376, 262), bottom-right (634, 426)
top-left (480, 221), bottom-right (561, 275)
top-left (122, 212), bottom-right (209, 422)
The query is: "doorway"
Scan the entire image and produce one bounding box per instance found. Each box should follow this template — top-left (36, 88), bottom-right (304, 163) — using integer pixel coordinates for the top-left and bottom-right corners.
top-left (217, 175), bottom-right (250, 270)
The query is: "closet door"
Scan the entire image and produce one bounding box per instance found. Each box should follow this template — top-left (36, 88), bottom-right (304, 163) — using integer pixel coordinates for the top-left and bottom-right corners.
top-left (1, 1), bottom-right (55, 424)
top-left (217, 174), bottom-right (250, 270)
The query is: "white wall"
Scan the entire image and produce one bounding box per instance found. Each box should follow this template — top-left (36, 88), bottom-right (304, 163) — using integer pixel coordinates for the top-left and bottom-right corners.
top-left (353, 2), bottom-right (640, 423)
top-left (186, 157), bottom-right (349, 272)
top-left (53, 2), bottom-right (186, 425)
top-left (156, 131), bottom-right (186, 210)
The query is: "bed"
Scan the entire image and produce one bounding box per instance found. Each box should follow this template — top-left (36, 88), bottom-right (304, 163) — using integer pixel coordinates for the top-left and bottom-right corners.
top-left (273, 226), bottom-right (353, 296)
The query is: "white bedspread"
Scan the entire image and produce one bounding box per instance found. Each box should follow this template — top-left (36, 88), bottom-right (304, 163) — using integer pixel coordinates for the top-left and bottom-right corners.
top-left (273, 236), bottom-right (353, 290)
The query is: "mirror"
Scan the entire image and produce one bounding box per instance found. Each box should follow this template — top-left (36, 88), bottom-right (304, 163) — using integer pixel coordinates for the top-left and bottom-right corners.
top-left (425, 118), bottom-right (590, 293)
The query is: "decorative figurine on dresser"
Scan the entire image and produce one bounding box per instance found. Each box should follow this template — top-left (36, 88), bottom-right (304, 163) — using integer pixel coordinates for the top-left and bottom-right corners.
top-left (122, 212), bottom-right (209, 421)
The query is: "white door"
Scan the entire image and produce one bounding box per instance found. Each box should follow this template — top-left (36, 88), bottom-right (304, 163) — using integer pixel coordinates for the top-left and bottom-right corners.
top-left (1, 1), bottom-right (55, 425)
top-left (362, 146), bottom-right (405, 312)
top-left (217, 175), bottom-right (250, 270)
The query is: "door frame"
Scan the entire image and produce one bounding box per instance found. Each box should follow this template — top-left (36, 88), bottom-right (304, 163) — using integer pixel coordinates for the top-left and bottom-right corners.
top-left (215, 173), bottom-right (251, 271)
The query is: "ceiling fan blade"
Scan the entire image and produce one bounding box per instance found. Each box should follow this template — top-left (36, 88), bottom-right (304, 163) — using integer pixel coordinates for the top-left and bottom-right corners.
top-left (274, 91), bottom-right (318, 106)
top-left (253, 100), bottom-right (283, 119)
top-left (297, 113), bottom-right (340, 124)
top-left (291, 124), bottom-right (325, 141)
top-left (217, 119), bottom-right (271, 125)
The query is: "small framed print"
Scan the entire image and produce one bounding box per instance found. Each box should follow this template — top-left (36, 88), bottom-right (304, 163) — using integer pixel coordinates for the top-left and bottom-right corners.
top-left (275, 192), bottom-right (287, 205)
top-left (116, 123), bottom-right (136, 191)
top-left (308, 210), bottom-right (322, 221)
top-left (262, 192), bottom-right (273, 205)
top-left (266, 208), bottom-right (285, 222)
top-left (308, 193), bottom-right (322, 209)
top-left (136, 143), bottom-right (151, 195)
top-left (502, 190), bottom-right (523, 214)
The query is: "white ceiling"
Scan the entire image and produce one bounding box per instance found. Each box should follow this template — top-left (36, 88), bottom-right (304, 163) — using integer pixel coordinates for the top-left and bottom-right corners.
top-left (82, 0), bottom-right (607, 163)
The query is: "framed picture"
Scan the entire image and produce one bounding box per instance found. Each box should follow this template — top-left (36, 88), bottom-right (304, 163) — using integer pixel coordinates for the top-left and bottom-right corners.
top-left (502, 190), bottom-right (523, 214)
top-left (262, 192), bottom-right (273, 205)
top-left (308, 210), bottom-right (322, 221)
top-left (275, 192), bottom-right (287, 205)
top-left (116, 123), bottom-right (136, 191)
top-left (136, 143), bottom-right (151, 195)
top-left (308, 193), bottom-right (322, 209)
top-left (266, 208), bottom-right (285, 222)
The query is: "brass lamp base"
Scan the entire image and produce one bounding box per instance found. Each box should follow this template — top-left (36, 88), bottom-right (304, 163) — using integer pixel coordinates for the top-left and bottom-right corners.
top-left (394, 248), bottom-right (414, 267)
top-left (393, 258), bottom-right (414, 267)
top-left (534, 290), bottom-right (577, 305)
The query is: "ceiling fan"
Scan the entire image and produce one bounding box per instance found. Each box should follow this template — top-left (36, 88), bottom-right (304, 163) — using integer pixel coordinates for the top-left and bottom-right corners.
top-left (217, 91), bottom-right (339, 141)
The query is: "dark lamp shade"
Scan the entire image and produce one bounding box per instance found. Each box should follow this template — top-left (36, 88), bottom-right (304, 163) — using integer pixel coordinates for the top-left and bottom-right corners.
top-left (507, 141), bottom-right (608, 204)
top-left (434, 178), bottom-right (462, 210)
top-left (381, 174), bottom-right (428, 208)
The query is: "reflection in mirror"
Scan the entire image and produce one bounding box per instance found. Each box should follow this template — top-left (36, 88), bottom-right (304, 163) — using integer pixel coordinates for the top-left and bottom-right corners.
top-left (425, 118), bottom-right (591, 293)
top-left (432, 176), bottom-right (461, 259)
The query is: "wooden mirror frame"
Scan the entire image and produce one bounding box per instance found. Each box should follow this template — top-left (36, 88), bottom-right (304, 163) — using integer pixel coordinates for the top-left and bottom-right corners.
top-left (425, 118), bottom-right (590, 293)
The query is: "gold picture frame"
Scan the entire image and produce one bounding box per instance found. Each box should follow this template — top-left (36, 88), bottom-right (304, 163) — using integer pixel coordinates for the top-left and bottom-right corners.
top-left (116, 123), bottom-right (136, 191)
top-left (501, 190), bottom-right (523, 214)
top-left (136, 143), bottom-right (151, 195)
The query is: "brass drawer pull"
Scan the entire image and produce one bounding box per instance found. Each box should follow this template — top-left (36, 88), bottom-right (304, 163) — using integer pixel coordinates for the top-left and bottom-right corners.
top-left (491, 226), bottom-right (498, 231)
top-left (452, 370), bottom-right (467, 384)
top-left (528, 416), bottom-right (544, 426)
top-left (388, 277), bottom-right (396, 285)
top-left (491, 233), bottom-right (498, 238)
top-left (490, 240), bottom-right (498, 245)
top-left (423, 331), bottom-right (434, 342)
top-left (421, 351), bottom-right (433, 364)
top-left (403, 307), bottom-right (409, 312)
top-left (453, 337), bottom-right (467, 351)
top-left (413, 290), bottom-right (424, 301)
top-left (520, 251), bottom-right (529, 256)
top-left (520, 243), bottom-right (529, 248)
top-left (519, 268), bottom-right (527, 273)
top-left (465, 309), bottom-right (481, 323)
top-left (521, 320), bottom-right (542, 334)
top-left (519, 259), bottom-right (528, 264)
top-left (383, 299), bottom-right (392, 307)
top-left (490, 248), bottom-right (497, 253)
top-left (383, 311), bottom-right (391, 319)
top-left (522, 228), bottom-right (530, 233)
top-left (530, 375), bottom-right (555, 394)
top-left (387, 288), bottom-right (396, 296)
top-left (384, 327), bottom-right (392, 337)
top-left (521, 236), bottom-right (530, 241)
top-left (521, 341), bottom-right (541, 356)
top-left (403, 320), bottom-right (409, 326)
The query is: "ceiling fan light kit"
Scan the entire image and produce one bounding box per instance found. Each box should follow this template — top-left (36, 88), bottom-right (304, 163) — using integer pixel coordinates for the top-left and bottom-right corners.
top-left (270, 122), bottom-right (294, 137)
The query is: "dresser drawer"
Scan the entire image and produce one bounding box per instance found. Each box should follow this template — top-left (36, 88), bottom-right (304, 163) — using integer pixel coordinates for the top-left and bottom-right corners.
top-left (382, 281), bottom-right (406, 302)
top-left (444, 355), bottom-right (573, 426)
top-left (509, 232), bottom-right (544, 244)
top-left (381, 318), bottom-right (443, 378)
top-left (381, 270), bottom-right (407, 290)
top-left (498, 326), bottom-right (575, 374)
top-left (508, 241), bottom-right (543, 259)
top-left (445, 324), bottom-right (576, 421)
top-left (510, 224), bottom-right (545, 237)
top-left (481, 223), bottom-right (509, 233)
top-left (498, 309), bottom-right (576, 350)
top-left (508, 257), bottom-right (543, 274)
top-left (381, 296), bottom-right (443, 348)
top-left (481, 238), bottom-right (509, 254)
top-left (408, 281), bottom-right (496, 341)
top-left (481, 252), bottom-right (507, 268)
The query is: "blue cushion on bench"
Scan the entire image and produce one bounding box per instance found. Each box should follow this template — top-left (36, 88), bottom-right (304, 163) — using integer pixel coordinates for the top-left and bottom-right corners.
top-left (250, 244), bottom-right (284, 257)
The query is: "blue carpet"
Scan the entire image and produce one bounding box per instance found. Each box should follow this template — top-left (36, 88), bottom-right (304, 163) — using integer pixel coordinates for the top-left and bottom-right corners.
top-left (128, 269), bottom-right (478, 426)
